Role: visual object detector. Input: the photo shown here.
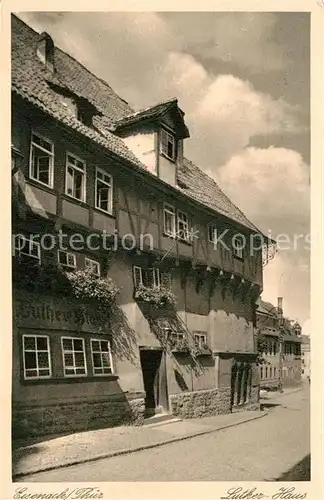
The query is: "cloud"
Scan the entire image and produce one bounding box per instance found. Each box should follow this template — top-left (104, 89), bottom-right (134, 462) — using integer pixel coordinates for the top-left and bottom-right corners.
top-left (162, 12), bottom-right (289, 73)
top-left (215, 146), bottom-right (309, 233)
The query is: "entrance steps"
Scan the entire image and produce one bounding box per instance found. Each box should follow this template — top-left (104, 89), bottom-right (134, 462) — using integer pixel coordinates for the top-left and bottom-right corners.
top-left (143, 413), bottom-right (182, 428)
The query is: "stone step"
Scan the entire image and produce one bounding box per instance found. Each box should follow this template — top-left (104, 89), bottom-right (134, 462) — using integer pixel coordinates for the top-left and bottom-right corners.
top-left (143, 413), bottom-right (182, 427)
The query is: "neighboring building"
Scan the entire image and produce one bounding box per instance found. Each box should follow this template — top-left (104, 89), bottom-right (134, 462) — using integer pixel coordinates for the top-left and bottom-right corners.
top-left (256, 300), bottom-right (302, 390)
top-left (11, 15), bottom-right (274, 439)
top-left (301, 334), bottom-right (311, 379)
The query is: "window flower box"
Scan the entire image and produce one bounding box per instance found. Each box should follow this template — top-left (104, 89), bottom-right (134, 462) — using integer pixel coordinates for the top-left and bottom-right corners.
top-left (194, 343), bottom-right (212, 356)
top-left (170, 338), bottom-right (190, 354)
top-left (134, 285), bottom-right (176, 309)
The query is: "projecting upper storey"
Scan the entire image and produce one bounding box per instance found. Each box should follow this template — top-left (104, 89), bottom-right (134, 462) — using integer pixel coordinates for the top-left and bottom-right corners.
top-left (11, 14), bottom-right (268, 237)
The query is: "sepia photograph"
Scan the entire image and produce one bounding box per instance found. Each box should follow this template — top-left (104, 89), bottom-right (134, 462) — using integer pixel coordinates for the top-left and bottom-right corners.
top-left (10, 9), bottom-right (311, 485)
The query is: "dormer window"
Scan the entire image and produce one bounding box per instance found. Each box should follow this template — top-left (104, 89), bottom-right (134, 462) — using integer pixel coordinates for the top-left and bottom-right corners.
top-left (36, 32), bottom-right (55, 73)
top-left (160, 129), bottom-right (177, 162)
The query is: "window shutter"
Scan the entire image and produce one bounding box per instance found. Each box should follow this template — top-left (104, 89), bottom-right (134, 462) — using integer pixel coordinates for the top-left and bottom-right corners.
top-left (160, 129), bottom-right (168, 155)
top-left (133, 266), bottom-right (142, 288)
top-left (161, 272), bottom-right (171, 290)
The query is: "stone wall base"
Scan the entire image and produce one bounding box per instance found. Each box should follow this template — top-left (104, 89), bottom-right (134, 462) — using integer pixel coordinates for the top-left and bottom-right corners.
top-left (12, 392), bottom-right (145, 440)
top-left (169, 388), bottom-right (231, 419)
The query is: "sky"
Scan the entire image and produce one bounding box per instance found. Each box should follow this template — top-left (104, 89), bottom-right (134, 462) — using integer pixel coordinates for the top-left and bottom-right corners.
top-left (16, 11), bottom-right (311, 334)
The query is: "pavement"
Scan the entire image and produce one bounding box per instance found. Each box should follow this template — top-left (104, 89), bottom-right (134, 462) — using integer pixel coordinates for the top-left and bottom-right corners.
top-left (12, 385), bottom-right (304, 480)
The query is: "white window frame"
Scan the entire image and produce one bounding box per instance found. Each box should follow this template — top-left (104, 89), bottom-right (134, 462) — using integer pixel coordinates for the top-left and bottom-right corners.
top-left (61, 336), bottom-right (87, 377)
top-left (163, 203), bottom-right (176, 238)
top-left (160, 128), bottom-right (177, 161)
top-left (233, 235), bottom-right (244, 259)
top-left (57, 250), bottom-right (77, 269)
top-left (29, 132), bottom-right (54, 188)
top-left (95, 167), bottom-right (113, 215)
top-left (170, 332), bottom-right (184, 343)
top-left (22, 334), bottom-right (52, 380)
top-left (17, 236), bottom-right (41, 262)
top-left (65, 152), bottom-right (86, 202)
top-left (208, 224), bottom-right (217, 245)
top-left (90, 338), bottom-right (113, 376)
top-left (85, 257), bottom-right (100, 277)
top-left (177, 210), bottom-right (189, 242)
top-left (194, 332), bottom-right (208, 349)
top-left (133, 266), bottom-right (160, 289)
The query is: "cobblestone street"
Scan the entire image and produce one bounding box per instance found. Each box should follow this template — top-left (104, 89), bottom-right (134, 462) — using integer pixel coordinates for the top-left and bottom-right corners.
top-left (20, 386), bottom-right (309, 482)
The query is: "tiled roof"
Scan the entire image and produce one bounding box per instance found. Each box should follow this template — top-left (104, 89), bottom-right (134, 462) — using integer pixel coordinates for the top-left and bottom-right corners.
top-left (114, 98), bottom-right (177, 128)
top-left (11, 14), bottom-right (265, 236)
top-left (257, 300), bottom-right (278, 317)
top-left (178, 158), bottom-right (260, 233)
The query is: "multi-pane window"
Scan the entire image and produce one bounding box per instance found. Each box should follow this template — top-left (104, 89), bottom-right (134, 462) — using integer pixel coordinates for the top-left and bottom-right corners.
top-left (85, 258), bottom-right (100, 277)
top-left (194, 332), bottom-right (208, 348)
top-left (65, 153), bottom-right (86, 201)
top-left (22, 335), bottom-right (51, 379)
top-left (133, 266), bottom-right (160, 288)
top-left (163, 203), bottom-right (176, 237)
top-left (233, 235), bottom-right (245, 259)
top-left (58, 250), bottom-right (76, 270)
top-left (208, 224), bottom-right (217, 245)
top-left (61, 337), bottom-right (87, 376)
top-left (16, 236), bottom-right (41, 263)
top-left (160, 129), bottom-right (177, 161)
top-left (91, 339), bottom-right (113, 375)
top-left (95, 167), bottom-right (113, 214)
top-left (29, 133), bottom-right (54, 188)
top-left (170, 332), bottom-right (184, 343)
top-left (177, 210), bottom-right (189, 241)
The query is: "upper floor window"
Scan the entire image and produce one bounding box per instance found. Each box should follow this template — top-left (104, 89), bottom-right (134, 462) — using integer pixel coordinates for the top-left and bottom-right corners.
top-left (163, 203), bottom-right (176, 238)
top-left (160, 129), bottom-right (177, 162)
top-left (177, 210), bottom-right (189, 242)
top-left (194, 332), bottom-right (208, 348)
top-left (233, 234), bottom-right (245, 259)
top-left (65, 153), bottom-right (86, 202)
top-left (22, 334), bottom-right (51, 380)
top-left (133, 266), bottom-right (160, 289)
top-left (208, 224), bottom-right (217, 245)
top-left (29, 133), bottom-right (54, 188)
top-left (58, 250), bottom-right (76, 270)
top-left (95, 167), bottom-right (113, 214)
top-left (85, 258), bottom-right (100, 277)
top-left (17, 236), bottom-right (41, 263)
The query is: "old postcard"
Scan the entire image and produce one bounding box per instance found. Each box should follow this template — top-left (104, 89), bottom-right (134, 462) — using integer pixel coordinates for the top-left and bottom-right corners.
top-left (1, 1), bottom-right (322, 499)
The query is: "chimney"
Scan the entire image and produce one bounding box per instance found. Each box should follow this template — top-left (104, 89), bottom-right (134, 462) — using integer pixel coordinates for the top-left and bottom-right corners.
top-left (36, 32), bottom-right (55, 73)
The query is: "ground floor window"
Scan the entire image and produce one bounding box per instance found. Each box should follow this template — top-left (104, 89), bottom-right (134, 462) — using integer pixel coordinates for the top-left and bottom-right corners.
top-left (91, 339), bottom-right (113, 375)
top-left (22, 334), bottom-right (51, 380)
top-left (19, 330), bottom-right (113, 381)
top-left (61, 337), bottom-right (87, 376)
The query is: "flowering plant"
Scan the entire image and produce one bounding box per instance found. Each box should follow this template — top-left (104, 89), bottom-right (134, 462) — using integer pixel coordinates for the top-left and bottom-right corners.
top-left (169, 337), bottom-right (190, 353)
top-left (134, 285), bottom-right (176, 308)
top-left (65, 268), bottom-right (120, 307)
